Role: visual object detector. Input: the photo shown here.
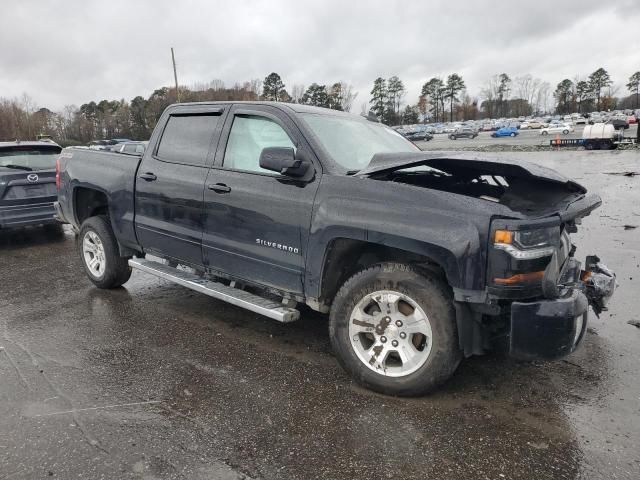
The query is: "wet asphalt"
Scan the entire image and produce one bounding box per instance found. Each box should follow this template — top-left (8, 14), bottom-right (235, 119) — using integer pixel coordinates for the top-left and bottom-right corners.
top-left (1, 151), bottom-right (639, 480)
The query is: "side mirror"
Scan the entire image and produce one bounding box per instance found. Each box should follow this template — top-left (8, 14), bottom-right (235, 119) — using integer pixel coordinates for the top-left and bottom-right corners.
top-left (259, 147), bottom-right (309, 177)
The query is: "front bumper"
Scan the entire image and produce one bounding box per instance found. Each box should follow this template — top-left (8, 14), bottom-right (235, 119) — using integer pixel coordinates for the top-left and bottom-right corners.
top-left (510, 289), bottom-right (588, 360)
top-left (0, 202), bottom-right (58, 228)
top-left (509, 256), bottom-right (616, 361)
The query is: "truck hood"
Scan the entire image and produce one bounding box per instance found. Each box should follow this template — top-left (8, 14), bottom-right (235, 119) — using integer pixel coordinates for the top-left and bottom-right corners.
top-left (355, 152), bottom-right (577, 186)
top-left (355, 152), bottom-right (599, 219)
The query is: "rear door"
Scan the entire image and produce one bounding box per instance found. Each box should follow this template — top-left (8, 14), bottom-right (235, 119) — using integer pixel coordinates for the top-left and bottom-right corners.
top-left (134, 105), bottom-right (227, 266)
top-left (201, 105), bottom-right (321, 294)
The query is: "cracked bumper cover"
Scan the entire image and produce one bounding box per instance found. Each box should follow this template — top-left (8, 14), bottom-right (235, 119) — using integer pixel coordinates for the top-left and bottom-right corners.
top-left (509, 256), bottom-right (616, 361)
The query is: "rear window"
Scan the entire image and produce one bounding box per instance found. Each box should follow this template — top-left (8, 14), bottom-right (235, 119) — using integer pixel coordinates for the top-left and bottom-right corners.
top-left (156, 114), bottom-right (220, 166)
top-left (0, 145), bottom-right (62, 171)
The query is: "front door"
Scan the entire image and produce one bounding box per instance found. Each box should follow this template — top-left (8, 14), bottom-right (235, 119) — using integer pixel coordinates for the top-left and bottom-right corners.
top-left (202, 105), bottom-right (320, 294)
top-left (135, 107), bottom-right (225, 266)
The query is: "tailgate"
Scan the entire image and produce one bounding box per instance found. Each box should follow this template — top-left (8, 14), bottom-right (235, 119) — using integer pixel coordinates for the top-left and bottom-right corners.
top-left (0, 170), bottom-right (57, 206)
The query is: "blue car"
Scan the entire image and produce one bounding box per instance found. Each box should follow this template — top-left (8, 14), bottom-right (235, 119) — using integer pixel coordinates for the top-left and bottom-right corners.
top-left (491, 127), bottom-right (519, 138)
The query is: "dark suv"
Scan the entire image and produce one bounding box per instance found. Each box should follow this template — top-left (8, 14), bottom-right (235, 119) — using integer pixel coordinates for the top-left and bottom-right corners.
top-left (0, 141), bottom-right (62, 229)
top-left (449, 127), bottom-right (478, 140)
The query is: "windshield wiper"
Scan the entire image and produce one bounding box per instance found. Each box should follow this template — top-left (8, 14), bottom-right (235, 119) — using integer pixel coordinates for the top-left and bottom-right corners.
top-left (0, 164), bottom-right (33, 171)
top-left (345, 169), bottom-right (360, 175)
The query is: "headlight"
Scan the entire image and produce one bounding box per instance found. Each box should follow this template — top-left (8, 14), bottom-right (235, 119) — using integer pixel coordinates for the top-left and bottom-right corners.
top-left (493, 226), bottom-right (560, 259)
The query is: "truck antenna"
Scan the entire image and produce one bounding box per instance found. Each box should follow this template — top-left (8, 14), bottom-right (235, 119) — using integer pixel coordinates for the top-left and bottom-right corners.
top-left (171, 47), bottom-right (180, 103)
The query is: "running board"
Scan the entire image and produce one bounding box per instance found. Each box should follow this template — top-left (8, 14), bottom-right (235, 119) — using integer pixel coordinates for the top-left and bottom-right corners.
top-left (128, 258), bottom-right (300, 323)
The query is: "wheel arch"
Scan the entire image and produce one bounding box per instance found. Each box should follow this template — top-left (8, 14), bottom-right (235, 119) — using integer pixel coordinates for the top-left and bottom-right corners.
top-left (311, 236), bottom-right (460, 311)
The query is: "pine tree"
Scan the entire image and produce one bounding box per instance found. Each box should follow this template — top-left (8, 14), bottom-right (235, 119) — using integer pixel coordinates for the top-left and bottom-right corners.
top-left (626, 72), bottom-right (640, 109)
top-left (588, 68), bottom-right (612, 111)
top-left (445, 74), bottom-right (466, 122)
top-left (369, 78), bottom-right (388, 121)
top-left (301, 83), bottom-right (329, 107)
top-left (554, 79), bottom-right (574, 114)
top-left (262, 72), bottom-right (287, 101)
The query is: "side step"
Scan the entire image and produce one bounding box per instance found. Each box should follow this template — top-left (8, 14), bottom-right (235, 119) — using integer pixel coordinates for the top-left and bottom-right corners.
top-left (128, 258), bottom-right (300, 323)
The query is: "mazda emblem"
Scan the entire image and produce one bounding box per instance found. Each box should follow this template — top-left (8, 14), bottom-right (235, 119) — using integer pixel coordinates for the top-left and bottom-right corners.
top-left (27, 173), bottom-right (39, 183)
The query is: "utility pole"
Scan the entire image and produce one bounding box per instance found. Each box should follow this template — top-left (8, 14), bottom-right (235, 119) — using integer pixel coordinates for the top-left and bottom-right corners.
top-left (171, 47), bottom-right (180, 103)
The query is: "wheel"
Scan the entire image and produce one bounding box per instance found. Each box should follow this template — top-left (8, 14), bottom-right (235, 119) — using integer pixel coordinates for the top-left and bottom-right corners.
top-left (78, 215), bottom-right (132, 289)
top-left (449, 135), bottom-right (456, 140)
top-left (510, 132), bottom-right (515, 137)
top-left (329, 263), bottom-right (461, 396)
top-left (563, 130), bottom-right (569, 134)
top-left (541, 131), bottom-right (548, 135)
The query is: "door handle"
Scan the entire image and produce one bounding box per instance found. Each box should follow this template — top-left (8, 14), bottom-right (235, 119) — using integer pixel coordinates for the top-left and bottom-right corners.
top-left (208, 183), bottom-right (231, 193)
top-left (139, 172), bottom-right (157, 181)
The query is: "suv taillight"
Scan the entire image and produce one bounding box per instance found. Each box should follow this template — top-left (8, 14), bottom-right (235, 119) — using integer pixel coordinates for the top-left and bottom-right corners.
top-left (55, 158), bottom-right (60, 190)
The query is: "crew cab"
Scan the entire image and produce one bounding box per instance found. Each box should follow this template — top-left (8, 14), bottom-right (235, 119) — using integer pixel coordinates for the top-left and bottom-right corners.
top-left (0, 140), bottom-right (62, 230)
top-left (55, 102), bottom-right (616, 396)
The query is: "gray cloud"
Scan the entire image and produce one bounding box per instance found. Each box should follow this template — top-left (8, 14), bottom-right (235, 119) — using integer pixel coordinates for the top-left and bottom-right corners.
top-left (1, 0), bottom-right (638, 111)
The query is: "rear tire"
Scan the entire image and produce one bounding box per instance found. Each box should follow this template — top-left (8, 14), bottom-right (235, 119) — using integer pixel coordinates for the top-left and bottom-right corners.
top-left (78, 215), bottom-right (132, 289)
top-left (329, 263), bottom-right (461, 396)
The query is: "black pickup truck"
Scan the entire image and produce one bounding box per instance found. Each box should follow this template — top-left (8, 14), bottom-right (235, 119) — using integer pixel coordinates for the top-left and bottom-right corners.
top-left (55, 102), bottom-right (616, 395)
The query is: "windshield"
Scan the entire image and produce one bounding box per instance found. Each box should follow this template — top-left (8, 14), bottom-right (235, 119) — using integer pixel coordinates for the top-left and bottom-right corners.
top-left (0, 146), bottom-right (61, 171)
top-left (300, 113), bottom-right (419, 171)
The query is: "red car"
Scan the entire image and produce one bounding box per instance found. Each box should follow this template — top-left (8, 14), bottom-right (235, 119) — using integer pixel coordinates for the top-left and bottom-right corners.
top-left (627, 115), bottom-right (637, 125)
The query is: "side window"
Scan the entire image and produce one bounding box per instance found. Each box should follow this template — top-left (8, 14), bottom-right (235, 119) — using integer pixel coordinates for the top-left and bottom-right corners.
top-left (135, 144), bottom-right (145, 153)
top-left (223, 115), bottom-right (295, 174)
top-left (156, 114), bottom-right (220, 166)
top-left (123, 144), bottom-right (137, 153)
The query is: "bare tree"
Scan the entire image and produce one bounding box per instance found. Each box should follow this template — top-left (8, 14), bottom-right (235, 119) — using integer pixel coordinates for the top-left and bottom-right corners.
top-left (337, 81), bottom-right (358, 112)
top-left (290, 84), bottom-right (306, 103)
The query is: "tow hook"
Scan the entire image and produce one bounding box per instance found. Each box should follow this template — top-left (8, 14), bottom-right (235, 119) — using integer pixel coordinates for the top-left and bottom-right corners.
top-left (581, 255), bottom-right (616, 317)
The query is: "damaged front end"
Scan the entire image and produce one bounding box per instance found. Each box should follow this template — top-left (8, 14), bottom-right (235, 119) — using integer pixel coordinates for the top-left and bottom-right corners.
top-left (358, 152), bottom-right (617, 361)
top-left (491, 218), bottom-right (617, 361)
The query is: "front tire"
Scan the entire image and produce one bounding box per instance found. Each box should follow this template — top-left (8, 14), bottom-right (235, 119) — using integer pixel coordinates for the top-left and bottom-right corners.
top-left (329, 263), bottom-right (461, 396)
top-left (510, 132), bottom-right (515, 137)
top-left (78, 216), bottom-right (132, 289)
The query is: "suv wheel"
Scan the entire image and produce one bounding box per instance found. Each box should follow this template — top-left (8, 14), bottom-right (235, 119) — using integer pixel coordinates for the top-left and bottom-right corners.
top-left (329, 263), bottom-right (461, 396)
top-left (78, 215), bottom-right (132, 289)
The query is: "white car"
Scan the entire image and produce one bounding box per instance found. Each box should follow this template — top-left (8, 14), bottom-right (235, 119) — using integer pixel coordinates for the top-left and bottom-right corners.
top-left (519, 122), bottom-right (530, 130)
top-left (540, 123), bottom-right (574, 135)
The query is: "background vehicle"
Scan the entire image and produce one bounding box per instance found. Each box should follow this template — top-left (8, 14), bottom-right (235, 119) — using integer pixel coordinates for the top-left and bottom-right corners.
top-left (491, 126), bottom-right (518, 137)
top-left (111, 141), bottom-right (148, 155)
top-left (608, 117), bottom-right (629, 130)
top-left (0, 141), bottom-right (62, 230)
top-left (540, 123), bottom-right (574, 135)
top-left (56, 102), bottom-right (615, 396)
top-left (527, 120), bottom-right (544, 129)
top-left (582, 123), bottom-right (621, 150)
top-left (449, 127), bottom-right (477, 140)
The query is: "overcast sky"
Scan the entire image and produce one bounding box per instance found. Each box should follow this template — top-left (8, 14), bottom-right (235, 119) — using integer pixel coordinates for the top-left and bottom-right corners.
top-left (1, 0), bottom-right (639, 111)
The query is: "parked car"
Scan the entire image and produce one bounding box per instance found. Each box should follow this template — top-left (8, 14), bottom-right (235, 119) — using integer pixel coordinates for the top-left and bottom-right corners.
top-left (449, 127), bottom-right (477, 140)
top-left (527, 120), bottom-right (544, 129)
top-left (626, 115), bottom-right (637, 125)
top-left (491, 126), bottom-right (519, 137)
top-left (0, 141), bottom-right (62, 230)
top-left (540, 123), bottom-right (574, 135)
top-left (111, 141), bottom-right (149, 155)
top-left (405, 131), bottom-right (433, 142)
top-left (55, 102), bottom-right (616, 396)
top-left (608, 117), bottom-right (629, 130)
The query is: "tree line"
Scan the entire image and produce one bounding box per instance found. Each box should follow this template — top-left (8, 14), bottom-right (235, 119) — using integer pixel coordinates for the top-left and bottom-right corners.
top-left (1, 68), bottom-right (639, 143)
top-left (0, 73), bottom-right (356, 145)
top-left (372, 67), bottom-right (640, 125)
